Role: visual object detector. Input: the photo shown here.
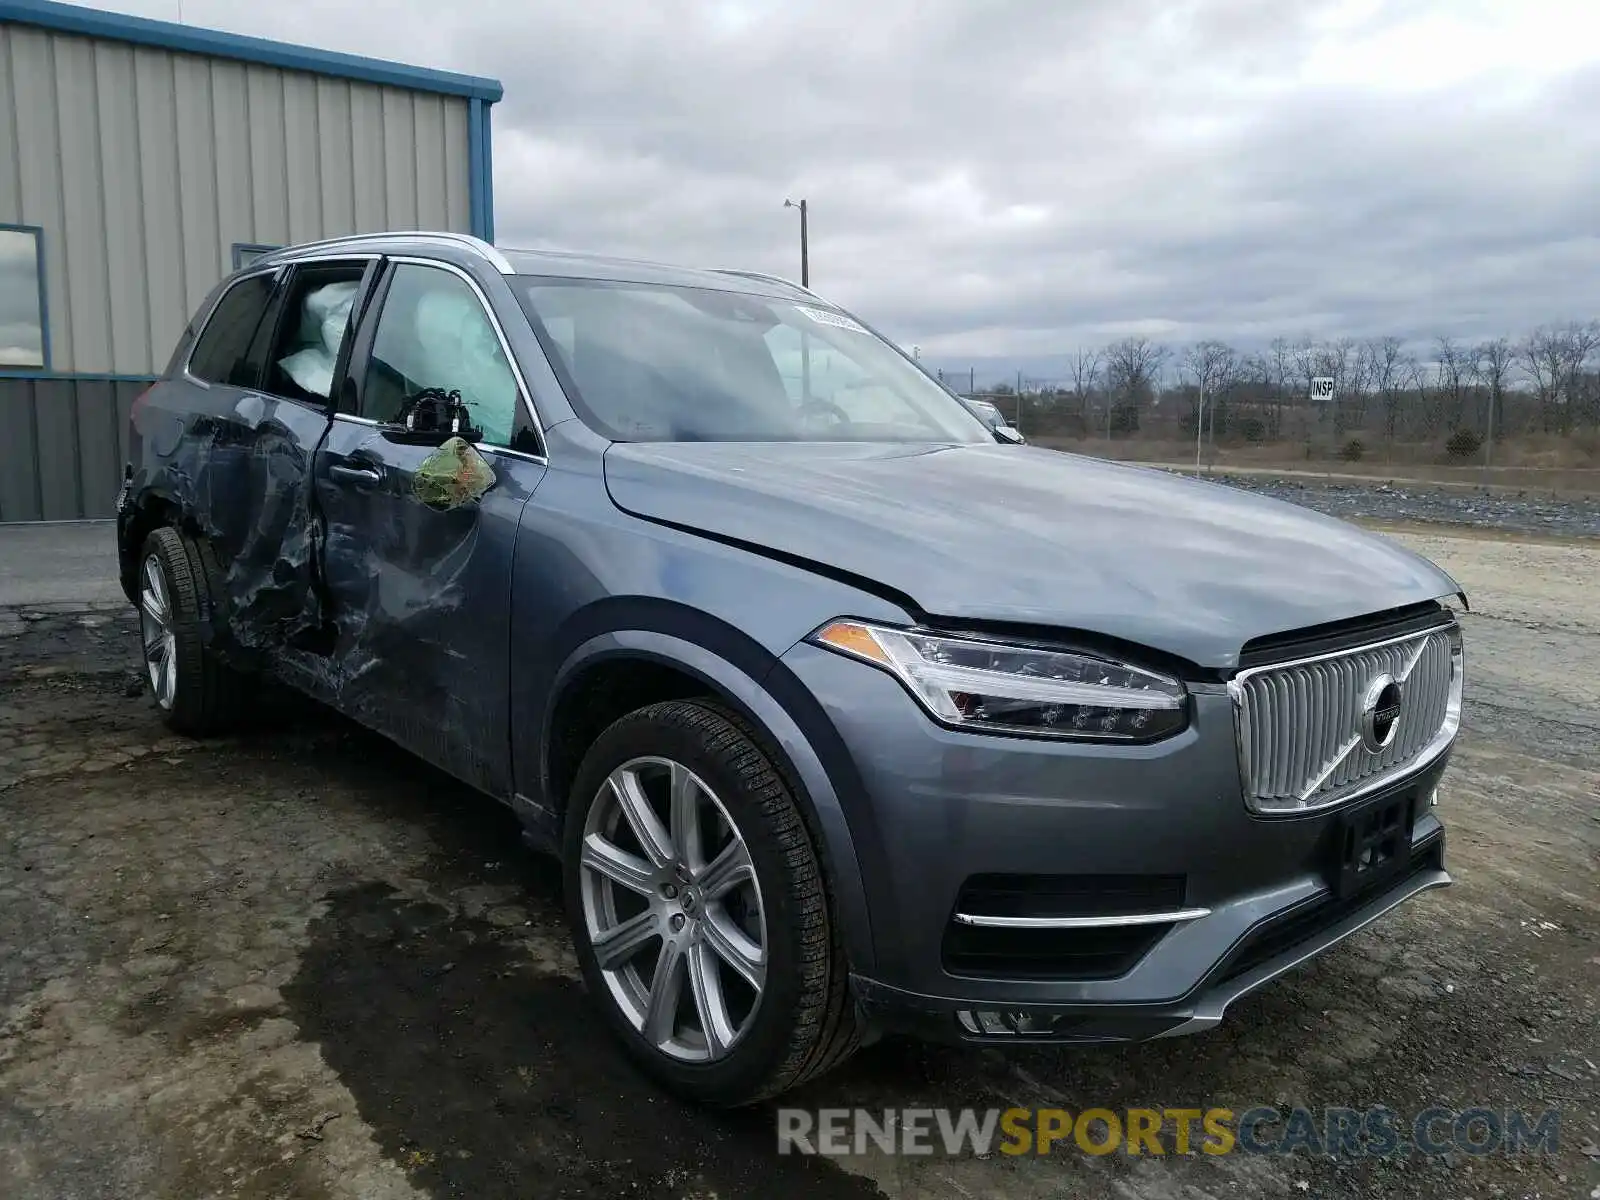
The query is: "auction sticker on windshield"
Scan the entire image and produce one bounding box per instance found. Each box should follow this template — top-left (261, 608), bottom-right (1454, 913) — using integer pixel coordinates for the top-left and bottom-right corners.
top-left (797, 305), bottom-right (870, 335)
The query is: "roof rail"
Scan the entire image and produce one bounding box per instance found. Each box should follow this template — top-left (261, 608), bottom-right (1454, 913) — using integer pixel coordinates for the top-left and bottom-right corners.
top-left (713, 268), bottom-right (817, 296)
top-left (262, 231), bottom-right (514, 274)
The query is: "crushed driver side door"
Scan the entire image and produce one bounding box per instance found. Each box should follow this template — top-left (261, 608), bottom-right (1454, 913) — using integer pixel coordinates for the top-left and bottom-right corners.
top-left (306, 257), bottom-right (548, 797)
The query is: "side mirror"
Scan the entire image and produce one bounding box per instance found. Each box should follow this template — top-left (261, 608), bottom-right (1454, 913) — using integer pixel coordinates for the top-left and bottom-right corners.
top-left (993, 425), bottom-right (1026, 445)
top-left (381, 388), bottom-right (482, 446)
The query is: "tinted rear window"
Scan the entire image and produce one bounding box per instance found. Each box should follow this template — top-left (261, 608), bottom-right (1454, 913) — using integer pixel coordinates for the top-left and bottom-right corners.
top-left (188, 274), bottom-right (277, 386)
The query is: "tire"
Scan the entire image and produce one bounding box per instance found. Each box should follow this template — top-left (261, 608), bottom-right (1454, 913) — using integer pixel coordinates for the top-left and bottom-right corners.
top-left (563, 699), bottom-right (860, 1105)
top-left (136, 526), bottom-right (251, 735)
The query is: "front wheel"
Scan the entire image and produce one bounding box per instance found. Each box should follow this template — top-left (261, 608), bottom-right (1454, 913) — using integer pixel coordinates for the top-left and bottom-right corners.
top-left (563, 700), bottom-right (859, 1105)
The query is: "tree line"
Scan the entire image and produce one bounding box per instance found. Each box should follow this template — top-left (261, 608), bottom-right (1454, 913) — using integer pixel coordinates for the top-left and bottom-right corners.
top-left (963, 322), bottom-right (1600, 451)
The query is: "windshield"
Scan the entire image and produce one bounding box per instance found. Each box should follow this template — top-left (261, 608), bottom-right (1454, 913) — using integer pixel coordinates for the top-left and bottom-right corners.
top-left (512, 278), bottom-right (992, 444)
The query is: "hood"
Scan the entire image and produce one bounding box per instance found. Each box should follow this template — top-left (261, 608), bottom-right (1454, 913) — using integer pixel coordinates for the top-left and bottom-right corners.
top-left (602, 442), bottom-right (1462, 669)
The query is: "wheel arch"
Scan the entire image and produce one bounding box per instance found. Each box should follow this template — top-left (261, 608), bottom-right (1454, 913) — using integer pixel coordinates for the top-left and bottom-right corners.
top-left (535, 606), bottom-right (879, 975)
top-left (118, 487), bottom-right (187, 604)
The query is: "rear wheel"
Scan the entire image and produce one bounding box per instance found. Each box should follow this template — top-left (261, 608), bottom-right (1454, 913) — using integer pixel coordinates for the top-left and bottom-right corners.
top-left (137, 526), bottom-right (250, 735)
top-left (564, 699), bottom-right (860, 1105)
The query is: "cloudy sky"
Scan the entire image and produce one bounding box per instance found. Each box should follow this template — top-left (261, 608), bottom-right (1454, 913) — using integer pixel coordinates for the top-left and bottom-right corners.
top-left (108, 0), bottom-right (1600, 360)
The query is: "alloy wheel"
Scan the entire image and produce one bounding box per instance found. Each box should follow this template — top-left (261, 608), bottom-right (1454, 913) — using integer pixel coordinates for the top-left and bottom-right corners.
top-left (578, 756), bottom-right (768, 1062)
top-left (139, 554), bottom-right (178, 710)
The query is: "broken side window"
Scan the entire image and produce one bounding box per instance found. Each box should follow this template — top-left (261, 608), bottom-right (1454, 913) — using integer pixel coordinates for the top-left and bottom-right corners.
top-left (264, 263), bottom-right (367, 406)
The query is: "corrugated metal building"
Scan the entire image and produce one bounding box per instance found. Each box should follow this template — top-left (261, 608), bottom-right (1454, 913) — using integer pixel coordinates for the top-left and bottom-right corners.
top-left (0, 0), bottom-right (503, 521)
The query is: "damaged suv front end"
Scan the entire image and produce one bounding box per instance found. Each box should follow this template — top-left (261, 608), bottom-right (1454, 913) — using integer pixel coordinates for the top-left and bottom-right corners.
top-left (793, 610), bottom-right (1462, 1045)
top-left (119, 234), bottom-right (1466, 1104)
top-left (598, 430), bottom-right (1468, 1053)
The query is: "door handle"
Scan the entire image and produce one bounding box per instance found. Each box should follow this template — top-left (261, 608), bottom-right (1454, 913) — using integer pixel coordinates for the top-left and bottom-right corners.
top-left (329, 463), bottom-right (383, 488)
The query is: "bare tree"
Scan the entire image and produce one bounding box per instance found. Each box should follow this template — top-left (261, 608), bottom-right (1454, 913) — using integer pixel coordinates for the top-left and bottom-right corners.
top-left (1434, 336), bottom-right (1474, 430)
top-left (1325, 338), bottom-right (1362, 433)
top-left (1290, 336), bottom-right (1358, 434)
top-left (1567, 322), bottom-right (1600, 434)
top-left (1104, 337), bottom-right (1169, 433)
top-left (1181, 340), bottom-right (1238, 459)
top-left (1577, 324), bottom-right (1600, 429)
top-left (987, 318), bottom-right (1600, 463)
top-left (1266, 337), bottom-right (1294, 438)
top-left (1327, 338), bottom-right (1360, 392)
top-left (1067, 346), bottom-right (1103, 426)
top-left (1364, 336), bottom-right (1405, 440)
top-left (1523, 328), bottom-right (1563, 432)
top-left (1400, 352), bottom-right (1428, 439)
top-left (1519, 324), bottom-right (1599, 434)
top-left (1473, 337), bottom-right (1515, 450)
top-left (1291, 336), bottom-right (1320, 399)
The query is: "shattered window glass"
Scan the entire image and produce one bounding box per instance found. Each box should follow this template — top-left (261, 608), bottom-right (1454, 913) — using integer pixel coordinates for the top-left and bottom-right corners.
top-left (275, 281), bottom-right (359, 399)
top-left (364, 265), bottom-right (520, 446)
top-left (0, 227), bottom-right (45, 368)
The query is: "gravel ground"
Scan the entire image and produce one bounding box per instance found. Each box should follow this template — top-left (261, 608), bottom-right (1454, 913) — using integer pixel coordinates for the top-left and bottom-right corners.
top-left (1, 530), bottom-right (1597, 1200)
top-left (1178, 471), bottom-right (1600, 540)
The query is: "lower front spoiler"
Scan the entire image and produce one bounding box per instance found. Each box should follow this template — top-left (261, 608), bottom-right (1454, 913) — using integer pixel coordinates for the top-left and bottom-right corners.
top-left (854, 842), bottom-right (1450, 1046)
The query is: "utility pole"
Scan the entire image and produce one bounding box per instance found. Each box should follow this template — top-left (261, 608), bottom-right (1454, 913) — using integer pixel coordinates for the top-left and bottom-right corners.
top-left (1015, 370), bottom-right (1023, 430)
top-left (1206, 381), bottom-right (1217, 454)
top-left (1194, 382), bottom-right (1205, 477)
top-left (783, 198), bottom-right (808, 287)
top-left (783, 199), bottom-right (812, 399)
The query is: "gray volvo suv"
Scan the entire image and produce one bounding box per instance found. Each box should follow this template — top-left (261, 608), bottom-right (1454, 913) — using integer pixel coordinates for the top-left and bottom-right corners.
top-left (117, 232), bottom-right (1464, 1105)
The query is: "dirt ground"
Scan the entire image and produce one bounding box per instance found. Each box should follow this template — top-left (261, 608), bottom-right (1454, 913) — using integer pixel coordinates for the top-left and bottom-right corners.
top-left (1, 528), bottom-right (1596, 1200)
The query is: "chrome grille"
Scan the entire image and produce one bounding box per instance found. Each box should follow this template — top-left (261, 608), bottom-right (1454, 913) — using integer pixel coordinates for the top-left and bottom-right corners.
top-left (1232, 623), bottom-right (1463, 814)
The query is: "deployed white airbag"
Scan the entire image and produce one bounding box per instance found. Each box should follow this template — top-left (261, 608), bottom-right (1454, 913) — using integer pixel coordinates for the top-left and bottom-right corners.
top-left (278, 281), bottom-right (359, 398)
top-left (398, 289), bottom-right (519, 444)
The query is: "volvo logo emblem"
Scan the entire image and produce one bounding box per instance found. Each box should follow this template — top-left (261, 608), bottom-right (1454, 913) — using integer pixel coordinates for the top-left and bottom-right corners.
top-left (1360, 674), bottom-right (1404, 753)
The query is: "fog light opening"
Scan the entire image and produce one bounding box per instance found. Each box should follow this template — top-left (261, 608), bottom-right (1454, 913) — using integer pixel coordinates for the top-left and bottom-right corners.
top-left (956, 1008), bottom-right (1056, 1036)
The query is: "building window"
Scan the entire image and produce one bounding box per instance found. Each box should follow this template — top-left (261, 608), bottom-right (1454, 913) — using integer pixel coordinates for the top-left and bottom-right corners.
top-left (232, 243), bottom-right (281, 270)
top-left (0, 225), bottom-right (47, 369)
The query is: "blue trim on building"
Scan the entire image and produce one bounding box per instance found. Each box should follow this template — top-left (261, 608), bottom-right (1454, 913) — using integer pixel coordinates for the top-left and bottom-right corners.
top-left (482, 103), bottom-right (495, 243)
top-left (0, 372), bottom-right (156, 382)
top-left (468, 98), bottom-right (487, 240)
top-left (0, 222), bottom-right (49, 373)
top-left (465, 97), bottom-right (497, 242)
top-left (0, 0), bottom-right (503, 101)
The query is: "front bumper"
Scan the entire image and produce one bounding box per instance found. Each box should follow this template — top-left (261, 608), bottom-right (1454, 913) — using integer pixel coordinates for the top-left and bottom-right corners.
top-left (779, 640), bottom-right (1455, 1032)
top-left (854, 831), bottom-right (1448, 1044)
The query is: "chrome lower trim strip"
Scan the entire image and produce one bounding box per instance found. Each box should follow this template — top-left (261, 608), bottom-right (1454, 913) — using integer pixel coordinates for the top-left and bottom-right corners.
top-left (951, 907), bottom-right (1211, 930)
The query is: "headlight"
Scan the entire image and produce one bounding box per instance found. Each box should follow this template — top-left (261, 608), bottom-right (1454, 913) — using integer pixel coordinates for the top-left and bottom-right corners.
top-left (809, 620), bottom-right (1188, 741)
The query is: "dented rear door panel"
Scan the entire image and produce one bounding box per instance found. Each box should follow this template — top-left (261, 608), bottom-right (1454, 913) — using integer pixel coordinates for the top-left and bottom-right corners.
top-left (125, 270), bottom-right (334, 658)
